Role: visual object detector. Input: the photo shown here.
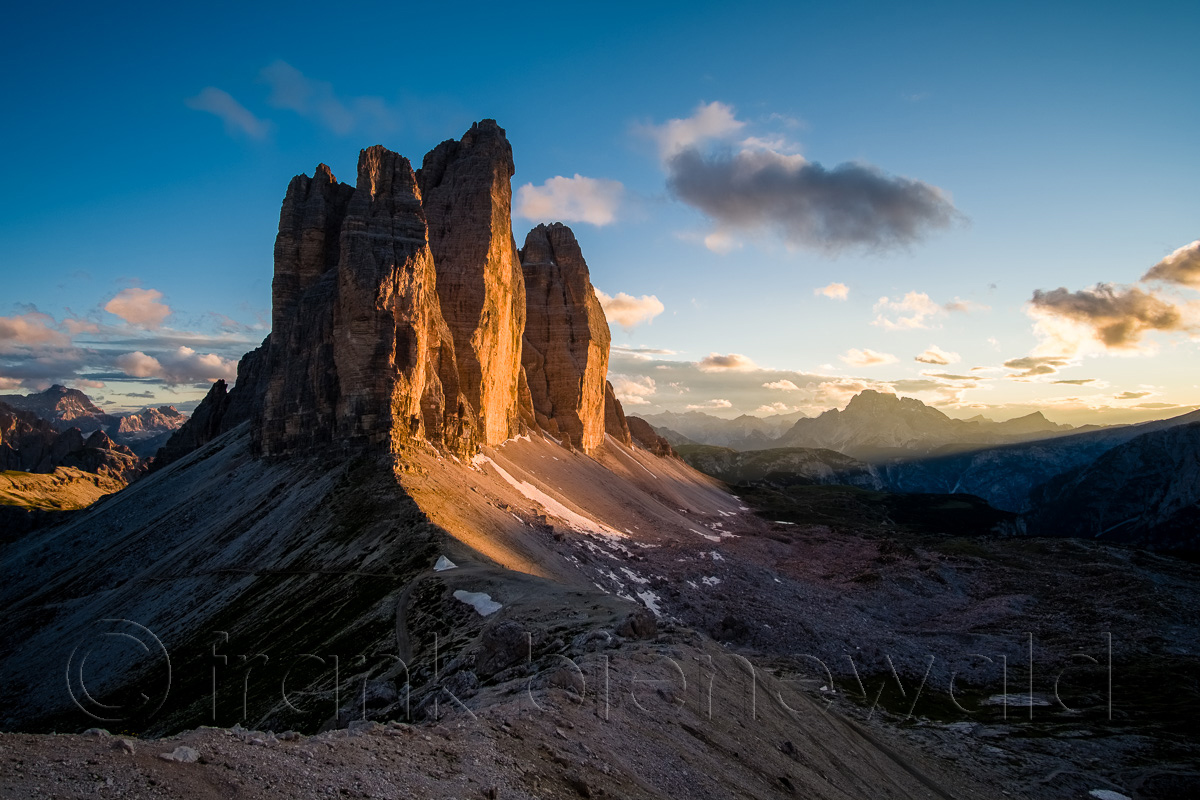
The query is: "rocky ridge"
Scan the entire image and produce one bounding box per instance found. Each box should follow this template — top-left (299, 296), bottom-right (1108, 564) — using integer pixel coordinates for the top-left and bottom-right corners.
top-left (168, 120), bottom-right (629, 465)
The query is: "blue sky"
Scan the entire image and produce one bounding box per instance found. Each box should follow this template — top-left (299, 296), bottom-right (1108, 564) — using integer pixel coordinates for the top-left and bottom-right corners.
top-left (2, 1), bottom-right (1198, 423)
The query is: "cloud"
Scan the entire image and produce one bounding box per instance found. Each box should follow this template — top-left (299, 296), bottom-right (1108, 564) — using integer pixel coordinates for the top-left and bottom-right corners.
top-left (115, 351), bottom-right (162, 378)
top-left (104, 288), bottom-right (171, 329)
top-left (763, 379), bottom-right (800, 391)
top-left (640, 101), bottom-right (745, 159)
top-left (923, 372), bottom-right (978, 382)
top-left (840, 348), bottom-right (897, 367)
top-left (814, 282), bottom-right (849, 300)
top-left (63, 318), bottom-right (100, 336)
top-left (1028, 283), bottom-right (1189, 353)
top-left (1142, 240), bottom-right (1200, 287)
top-left (611, 375), bottom-right (656, 406)
top-left (873, 292), bottom-right (945, 330)
top-left (116, 347), bottom-right (237, 385)
top-left (1051, 378), bottom-right (1095, 385)
top-left (0, 312), bottom-right (71, 354)
top-left (686, 398), bottom-right (733, 411)
top-left (890, 379), bottom-right (944, 394)
top-left (516, 175), bottom-right (624, 226)
top-left (666, 146), bottom-right (958, 253)
top-left (0, 376), bottom-right (22, 390)
top-left (1114, 391), bottom-right (1152, 400)
top-left (754, 402), bottom-right (794, 415)
top-left (259, 60), bottom-right (397, 135)
top-left (185, 88), bottom-right (270, 139)
top-left (1003, 355), bottom-right (1072, 378)
top-left (914, 345), bottom-right (960, 365)
top-left (595, 289), bottom-right (664, 331)
top-left (611, 345), bottom-right (677, 360)
top-left (698, 352), bottom-right (757, 371)
top-left (943, 298), bottom-right (989, 313)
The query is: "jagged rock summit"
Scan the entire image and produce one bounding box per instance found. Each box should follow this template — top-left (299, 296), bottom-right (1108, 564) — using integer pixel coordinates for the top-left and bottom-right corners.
top-left (164, 120), bottom-right (631, 465)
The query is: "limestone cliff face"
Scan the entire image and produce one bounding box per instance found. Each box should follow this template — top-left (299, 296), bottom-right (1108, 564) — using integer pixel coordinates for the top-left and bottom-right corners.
top-left (418, 121), bottom-right (526, 446)
top-left (520, 223), bottom-right (612, 453)
top-left (254, 148), bottom-right (473, 459)
top-left (333, 145), bottom-right (471, 454)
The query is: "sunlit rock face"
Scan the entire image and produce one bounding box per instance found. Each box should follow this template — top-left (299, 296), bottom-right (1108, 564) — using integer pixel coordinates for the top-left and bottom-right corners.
top-left (256, 147), bottom-right (473, 458)
top-left (519, 223), bottom-right (613, 453)
top-left (419, 120), bottom-right (527, 447)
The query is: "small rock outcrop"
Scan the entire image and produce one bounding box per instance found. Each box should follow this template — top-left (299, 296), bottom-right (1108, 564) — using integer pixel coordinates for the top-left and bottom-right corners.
top-left (419, 121), bottom-right (526, 446)
top-left (626, 417), bottom-right (676, 458)
top-left (520, 223), bottom-right (612, 454)
top-left (604, 381), bottom-right (632, 446)
top-left (155, 338), bottom-right (268, 469)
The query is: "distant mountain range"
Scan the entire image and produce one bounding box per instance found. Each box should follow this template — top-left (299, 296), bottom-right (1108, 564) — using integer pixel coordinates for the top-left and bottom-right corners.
top-left (640, 409), bottom-right (808, 450)
top-left (1025, 421), bottom-right (1200, 554)
top-left (0, 385), bottom-right (187, 457)
top-left (773, 390), bottom-right (1080, 459)
top-left (661, 390), bottom-right (1200, 553)
top-left (646, 391), bottom-right (1087, 459)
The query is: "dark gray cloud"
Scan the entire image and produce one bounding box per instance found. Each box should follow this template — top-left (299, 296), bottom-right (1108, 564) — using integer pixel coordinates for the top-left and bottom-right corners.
top-left (1142, 240), bottom-right (1200, 287)
top-left (1029, 284), bottom-right (1187, 349)
top-left (666, 148), bottom-right (959, 251)
top-left (1003, 356), bottom-right (1072, 378)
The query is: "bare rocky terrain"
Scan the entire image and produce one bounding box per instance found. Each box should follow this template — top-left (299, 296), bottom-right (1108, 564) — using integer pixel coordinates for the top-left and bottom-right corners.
top-left (3, 118), bottom-right (1196, 800)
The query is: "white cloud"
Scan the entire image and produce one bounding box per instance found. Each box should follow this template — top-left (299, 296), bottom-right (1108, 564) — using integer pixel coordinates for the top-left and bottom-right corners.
top-left (0, 312), bottom-right (71, 354)
top-left (116, 347), bottom-right (237, 385)
top-left (105, 288), bottom-right (171, 329)
top-left (754, 402), bottom-right (794, 415)
top-left (686, 398), bottom-right (733, 411)
top-left (914, 345), bottom-right (961, 365)
top-left (116, 351), bottom-right (162, 378)
top-left (516, 175), bottom-right (624, 226)
top-left (640, 101), bottom-right (745, 160)
top-left (840, 348), bottom-right (898, 367)
top-left (763, 379), bottom-right (800, 391)
top-left (702, 230), bottom-right (739, 254)
top-left (815, 282), bottom-right (849, 300)
top-left (185, 88), bottom-right (270, 139)
top-left (872, 291), bottom-right (943, 330)
top-left (595, 289), bottom-right (664, 331)
top-left (611, 375), bottom-right (656, 406)
top-left (698, 352), bottom-right (757, 371)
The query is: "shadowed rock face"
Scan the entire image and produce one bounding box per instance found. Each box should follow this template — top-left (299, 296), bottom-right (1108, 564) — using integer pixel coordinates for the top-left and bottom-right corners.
top-left (520, 223), bottom-right (612, 453)
top-left (419, 120), bottom-right (526, 446)
top-left (604, 380), bottom-right (632, 446)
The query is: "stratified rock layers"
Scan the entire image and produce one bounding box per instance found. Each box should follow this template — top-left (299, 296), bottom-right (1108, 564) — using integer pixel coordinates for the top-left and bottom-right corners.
top-left (419, 121), bottom-right (526, 446)
top-left (520, 223), bottom-right (612, 453)
top-left (256, 148), bottom-right (472, 458)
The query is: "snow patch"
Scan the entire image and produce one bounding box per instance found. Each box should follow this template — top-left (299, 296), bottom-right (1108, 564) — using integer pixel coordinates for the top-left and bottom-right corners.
top-left (702, 576), bottom-right (721, 587)
top-left (472, 455), bottom-right (624, 539)
top-left (636, 589), bottom-right (663, 617)
top-left (1088, 792), bottom-right (1131, 800)
top-left (453, 590), bottom-right (501, 616)
top-left (433, 556), bottom-right (457, 572)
